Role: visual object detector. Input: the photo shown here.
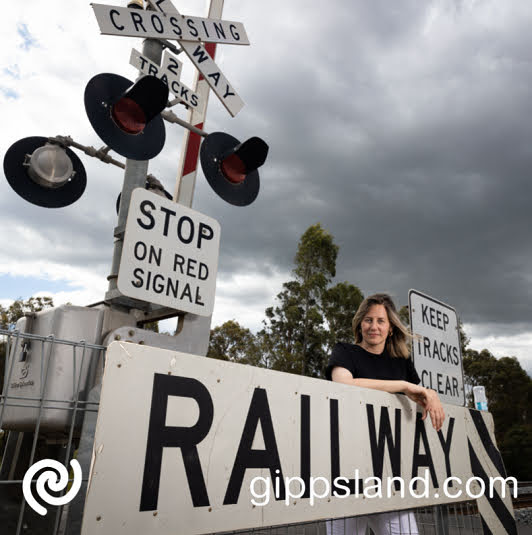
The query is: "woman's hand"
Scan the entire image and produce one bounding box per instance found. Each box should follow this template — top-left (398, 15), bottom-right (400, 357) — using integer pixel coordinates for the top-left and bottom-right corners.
top-left (403, 383), bottom-right (445, 432)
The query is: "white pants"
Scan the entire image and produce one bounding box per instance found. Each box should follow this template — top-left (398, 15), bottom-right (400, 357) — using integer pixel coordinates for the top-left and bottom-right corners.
top-left (326, 511), bottom-right (419, 535)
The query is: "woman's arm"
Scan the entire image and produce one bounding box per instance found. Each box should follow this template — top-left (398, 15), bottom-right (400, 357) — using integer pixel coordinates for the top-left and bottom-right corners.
top-left (331, 366), bottom-right (445, 431)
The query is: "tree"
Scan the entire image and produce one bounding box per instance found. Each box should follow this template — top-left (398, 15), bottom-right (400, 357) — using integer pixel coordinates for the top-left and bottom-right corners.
top-left (463, 348), bottom-right (532, 478)
top-left (0, 296), bottom-right (53, 328)
top-left (322, 281), bottom-right (364, 355)
top-left (207, 320), bottom-right (261, 367)
top-left (499, 424), bottom-right (532, 480)
top-left (260, 224), bottom-right (345, 378)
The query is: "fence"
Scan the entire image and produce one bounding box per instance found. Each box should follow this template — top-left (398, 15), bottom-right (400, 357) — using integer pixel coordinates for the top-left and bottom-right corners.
top-left (0, 329), bottom-right (485, 535)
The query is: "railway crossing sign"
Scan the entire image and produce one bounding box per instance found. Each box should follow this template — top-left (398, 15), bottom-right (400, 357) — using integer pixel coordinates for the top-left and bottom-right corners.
top-left (91, 3), bottom-right (249, 45)
top-left (117, 188), bottom-right (221, 315)
top-left (91, 1), bottom-right (245, 116)
top-left (409, 289), bottom-right (466, 406)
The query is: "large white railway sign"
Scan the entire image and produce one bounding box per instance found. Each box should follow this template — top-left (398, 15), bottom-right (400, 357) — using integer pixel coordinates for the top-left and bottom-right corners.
top-left (409, 289), bottom-right (466, 406)
top-left (80, 343), bottom-right (515, 535)
top-left (117, 188), bottom-right (220, 315)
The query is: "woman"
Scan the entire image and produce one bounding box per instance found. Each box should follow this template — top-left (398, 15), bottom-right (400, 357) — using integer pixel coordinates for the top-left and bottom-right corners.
top-left (325, 293), bottom-right (445, 535)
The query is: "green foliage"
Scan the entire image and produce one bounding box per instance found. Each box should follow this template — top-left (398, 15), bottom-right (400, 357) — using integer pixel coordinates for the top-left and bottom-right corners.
top-left (499, 424), bottom-right (532, 480)
top-left (463, 348), bottom-right (532, 478)
top-left (207, 320), bottom-right (262, 367)
top-left (260, 225), bottom-right (336, 377)
top-left (208, 224), bottom-right (364, 378)
top-left (322, 281), bottom-right (364, 352)
top-left (398, 305), bottom-right (410, 327)
top-left (142, 321), bottom-right (160, 333)
top-left (0, 296), bottom-right (54, 328)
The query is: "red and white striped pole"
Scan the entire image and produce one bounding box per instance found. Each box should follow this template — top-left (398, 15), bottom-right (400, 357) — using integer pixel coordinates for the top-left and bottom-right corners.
top-left (173, 0), bottom-right (224, 207)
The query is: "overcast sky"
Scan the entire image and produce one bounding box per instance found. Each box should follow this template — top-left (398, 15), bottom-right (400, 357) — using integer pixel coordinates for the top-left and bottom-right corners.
top-left (2, 0), bottom-right (532, 374)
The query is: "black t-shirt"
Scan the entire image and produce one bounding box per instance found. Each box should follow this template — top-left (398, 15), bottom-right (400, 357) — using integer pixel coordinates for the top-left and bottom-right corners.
top-left (325, 342), bottom-right (420, 384)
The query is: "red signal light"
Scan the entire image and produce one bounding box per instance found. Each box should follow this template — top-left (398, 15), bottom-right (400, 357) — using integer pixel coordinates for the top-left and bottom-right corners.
top-left (111, 97), bottom-right (146, 134)
top-left (221, 153), bottom-right (246, 184)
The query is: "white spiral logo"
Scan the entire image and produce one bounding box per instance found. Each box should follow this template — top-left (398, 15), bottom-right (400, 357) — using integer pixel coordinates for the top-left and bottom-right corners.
top-left (23, 459), bottom-right (82, 516)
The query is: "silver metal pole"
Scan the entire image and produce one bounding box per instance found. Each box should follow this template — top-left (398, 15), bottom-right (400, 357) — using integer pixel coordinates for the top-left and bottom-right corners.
top-left (105, 38), bottom-right (163, 299)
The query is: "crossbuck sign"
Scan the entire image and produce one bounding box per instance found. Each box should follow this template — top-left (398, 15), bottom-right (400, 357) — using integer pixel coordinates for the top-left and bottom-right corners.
top-left (92, 0), bottom-right (246, 115)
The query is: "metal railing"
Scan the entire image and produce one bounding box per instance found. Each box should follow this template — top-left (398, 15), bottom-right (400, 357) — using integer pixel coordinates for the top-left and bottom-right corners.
top-left (0, 328), bottom-right (106, 535)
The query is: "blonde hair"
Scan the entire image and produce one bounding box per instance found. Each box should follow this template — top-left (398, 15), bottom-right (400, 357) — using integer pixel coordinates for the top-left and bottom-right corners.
top-left (352, 293), bottom-right (412, 358)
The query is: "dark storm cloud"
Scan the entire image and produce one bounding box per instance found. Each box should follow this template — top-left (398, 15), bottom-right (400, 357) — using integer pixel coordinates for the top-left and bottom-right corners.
top-left (193, 0), bottom-right (532, 332)
top-left (3, 0), bottom-right (532, 347)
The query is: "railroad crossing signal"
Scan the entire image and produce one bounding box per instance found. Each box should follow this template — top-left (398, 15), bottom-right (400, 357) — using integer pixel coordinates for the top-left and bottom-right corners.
top-left (200, 133), bottom-right (268, 206)
top-left (3, 137), bottom-right (87, 208)
top-left (84, 73), bottom-right (169, 160)
top-left (92, 0), bottom-right (245, 116)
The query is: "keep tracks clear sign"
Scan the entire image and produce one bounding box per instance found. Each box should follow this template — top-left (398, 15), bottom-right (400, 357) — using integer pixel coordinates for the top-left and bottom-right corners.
top-left (409, 289), bottom-right (465, 406)
top-left (117, 188), bottom-right (220, 315)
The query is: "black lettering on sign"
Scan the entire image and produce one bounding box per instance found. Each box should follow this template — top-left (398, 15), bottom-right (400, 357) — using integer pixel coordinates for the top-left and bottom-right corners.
top-left (160, 206), bottom-right (176, 237)
top-left (330, 399), bottom-right (362, 495)
top-left (411, 412), bottom-right (438, 489)
top-left (421, 304), bottom-right (450, 331)
top-left (138, 55), bottom-right (148, 70)
top-left (181, 282), bottom-right (192, 302)
top-left (423, 336), bottom-right (430, 356)
top-left (160, 74), bottom-right (169, 86)
top-left (229, 24), bottom-right (240, 41)
top-left (186, 258), bottom-right (197, 277)
top-left (213, 22), bottom-right (226, 40)
top-left (366, 405), bottom-right (402, 489)
top-left (151, 14), bottom-right (164, 34)
top-left (140, 374), bottom-right (213, 510)
top-left (154, 0), bottom-right (166, 10)
top-left (171, 79), bottom-right (181, 95)
top-left (198, 263), bottom-right (208, 281)
top-left (169, 16), bottom-right (182, 37)
top-left (421, 369), bottom-right (429, 388)
top-left (133, 241), bottom-right (161, 266)
top-left (208, 72), bottom-right (221, 87)
top-left (137, 200), bottom-right (156, 229)
top-left (224, 388), bottom-right (285, 504)
top-left (178, 216), bottom-right (194, 244)
top-left (192, 45), bottom-right (210, 64)
top-left (148, 63), bottom-right (159, 77)
top-left (223, 85), bottom-right (235, 99)
top-left (109, 9), bottom-right (125, 31)
top-left (186, 18), bottom-right (199, 37)
top-left (300, 395), bottom-right (311, 498)
top-left (452, 376), bottom-right (459, 396)
top-left (131, 12), bottom-right (147, 33)
top-left (198, 223), bottom-right (213, 249)
top-left (173, 254), bottom-right (185, 274)
top-left (195, 286), bottom-right (204, 306)
top-left (153, 274), bottom-right (165, 294)
top-left (201, 21), bottom-right (210, 38)
top-left (437, 417), bottom-right (455, 486)
top-left (191, 94), bottom-right (199, 107)
top-left (132, 267), bottom-right (143, 288)
top-left (167, 57), bottom-right (180, 76)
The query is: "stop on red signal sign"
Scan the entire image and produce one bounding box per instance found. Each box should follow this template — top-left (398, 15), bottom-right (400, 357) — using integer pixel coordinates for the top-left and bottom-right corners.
top-left (118, 188), bottom-right (221, 316)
